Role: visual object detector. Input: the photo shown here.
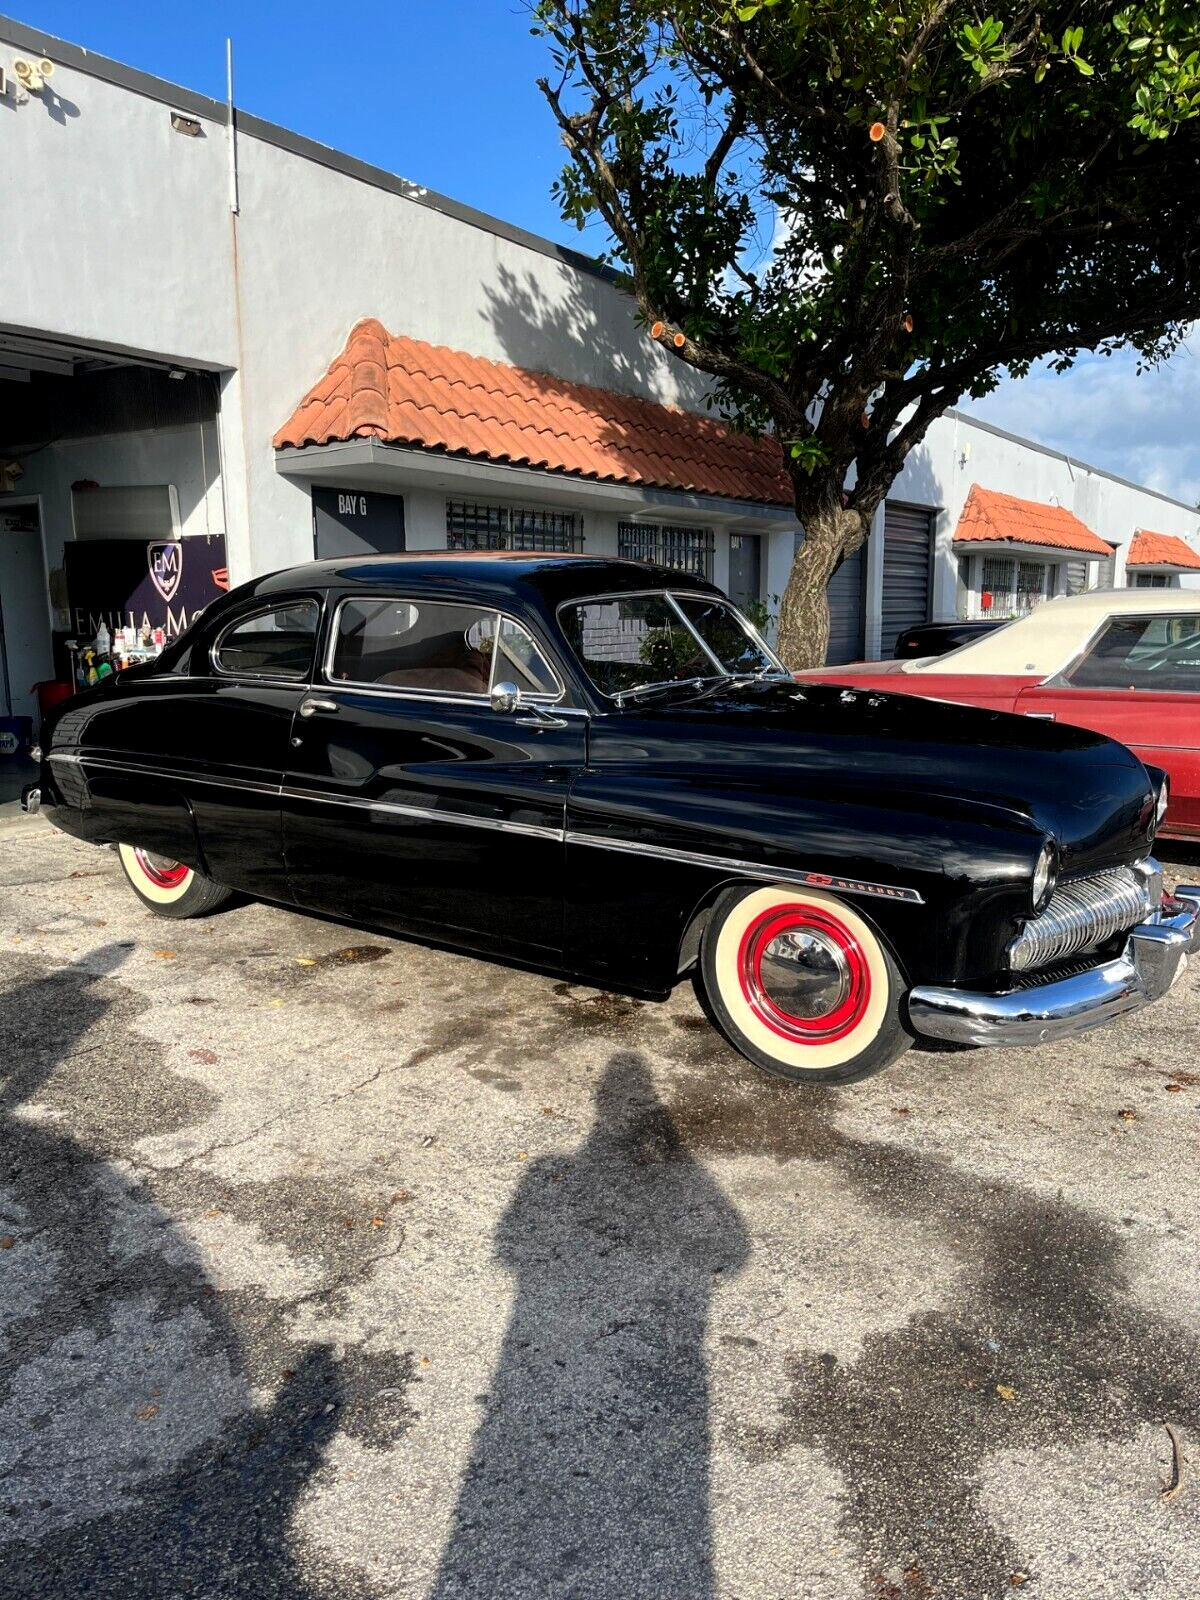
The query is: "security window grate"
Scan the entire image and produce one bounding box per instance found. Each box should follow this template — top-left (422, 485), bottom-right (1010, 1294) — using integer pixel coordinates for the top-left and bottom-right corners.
top-left (617, 521), bottom-right (715, 580)
top-left (976, 555), bottom-right (1052, 618)
top-left (445, 500), bottom-right (583, 553)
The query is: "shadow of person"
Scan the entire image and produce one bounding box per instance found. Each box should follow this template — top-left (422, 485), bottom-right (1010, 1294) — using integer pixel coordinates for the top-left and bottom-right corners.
top-left (430, 1051), bottom-right (750, 1599)
top-left (0, 949), bottom-right (372, 1599)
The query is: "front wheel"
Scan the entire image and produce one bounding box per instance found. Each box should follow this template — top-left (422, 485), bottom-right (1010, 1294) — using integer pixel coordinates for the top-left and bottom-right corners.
top-left (116, 844), bottom-right (233, 919)
top-left (699, 883), bottom-right (914, 1085)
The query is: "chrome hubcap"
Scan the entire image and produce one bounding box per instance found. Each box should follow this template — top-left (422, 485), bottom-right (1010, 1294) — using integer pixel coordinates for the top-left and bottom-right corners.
top-left (757, 928), bottom-right (851, 1020)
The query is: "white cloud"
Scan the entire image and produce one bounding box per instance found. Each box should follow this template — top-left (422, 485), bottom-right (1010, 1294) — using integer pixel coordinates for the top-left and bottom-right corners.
top-left (960, 333), bottom-right (1200, 507)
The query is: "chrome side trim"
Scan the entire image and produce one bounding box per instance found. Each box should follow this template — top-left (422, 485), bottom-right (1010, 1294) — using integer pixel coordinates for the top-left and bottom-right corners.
top-left (54, 749), bottom-right (923, 901)
top-left (910, 891), bottom-right (1199, 1047)
top-left (67, 752), bottom-right (283, 799)
top-left (283, 785), bottom-right (564, 841)
top-left (313, 682), bottom-right (589, 716)
top-left (564, 830), bottom-right (925, 904)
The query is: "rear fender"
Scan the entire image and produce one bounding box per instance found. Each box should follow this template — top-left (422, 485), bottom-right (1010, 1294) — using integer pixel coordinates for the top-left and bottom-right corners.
top-left (42, 758), bottom-right (206, 873)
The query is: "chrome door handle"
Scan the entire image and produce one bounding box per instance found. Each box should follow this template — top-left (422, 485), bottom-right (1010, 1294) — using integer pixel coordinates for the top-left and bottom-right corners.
top-left (299, 697), bottom-right (338, 718)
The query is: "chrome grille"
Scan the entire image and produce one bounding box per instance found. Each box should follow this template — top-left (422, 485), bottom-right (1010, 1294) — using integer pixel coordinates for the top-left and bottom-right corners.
top-left (1007, 866), bottom-right (1152, 973)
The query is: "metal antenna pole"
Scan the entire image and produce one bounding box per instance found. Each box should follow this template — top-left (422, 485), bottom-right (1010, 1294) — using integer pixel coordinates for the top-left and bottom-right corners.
top-left (226, 38), bottom-right (239, 215)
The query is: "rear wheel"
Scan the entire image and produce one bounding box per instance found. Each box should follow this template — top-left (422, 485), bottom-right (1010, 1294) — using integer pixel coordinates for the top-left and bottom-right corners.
top-left (699, 884), bottom-right (914, 1085)
top-left (116, 844), bottom-right (233, 919)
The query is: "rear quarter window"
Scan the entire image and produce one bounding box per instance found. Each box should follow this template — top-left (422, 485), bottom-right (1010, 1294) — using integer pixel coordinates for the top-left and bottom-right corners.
top-left (212, 601), bottom-right (319, 681)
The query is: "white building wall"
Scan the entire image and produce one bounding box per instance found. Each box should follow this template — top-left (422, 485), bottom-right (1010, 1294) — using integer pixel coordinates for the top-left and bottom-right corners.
top-left (886, 411), bottom-right (1200, 653)
top-left (230, 129), bottom-right (709, 575)
top-left (2, 53), bottom-right (237, 369)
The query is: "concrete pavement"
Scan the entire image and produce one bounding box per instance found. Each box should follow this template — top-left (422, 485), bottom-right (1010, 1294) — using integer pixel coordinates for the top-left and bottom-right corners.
top-left (1, 826), bottom-right (1198, 1598)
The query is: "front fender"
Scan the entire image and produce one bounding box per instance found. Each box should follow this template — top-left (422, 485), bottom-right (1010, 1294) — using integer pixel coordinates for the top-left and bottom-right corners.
top-left (565, 766), bottom-right (1043, 991)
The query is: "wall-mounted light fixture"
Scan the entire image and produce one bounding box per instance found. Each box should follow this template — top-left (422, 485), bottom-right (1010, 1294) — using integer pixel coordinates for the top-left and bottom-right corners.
top-left (170, 110), bottom-right (203, 137)
top-left (13, 55), bottom-right (54, 92)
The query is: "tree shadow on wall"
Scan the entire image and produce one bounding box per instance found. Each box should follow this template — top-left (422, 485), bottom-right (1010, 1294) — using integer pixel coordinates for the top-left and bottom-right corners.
top-left (480, 258), bottom-right (713, 413)
top-left (429, 1051), bottom-right (750, 1599)
top-left (0, 948), bottom-right (385, 1600)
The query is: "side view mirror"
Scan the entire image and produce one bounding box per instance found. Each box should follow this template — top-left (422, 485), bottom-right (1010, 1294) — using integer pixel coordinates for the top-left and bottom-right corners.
top-left (490, 680), bottom-right (520, 714)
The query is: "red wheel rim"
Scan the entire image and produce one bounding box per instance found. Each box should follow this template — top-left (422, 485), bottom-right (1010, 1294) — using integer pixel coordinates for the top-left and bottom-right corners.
top-left (132, 848), bottom-right (190, 889)
top-left (736, 902), bottom-right (871, 1044)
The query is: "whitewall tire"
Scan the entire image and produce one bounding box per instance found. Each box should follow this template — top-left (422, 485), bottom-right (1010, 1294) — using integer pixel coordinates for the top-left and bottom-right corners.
top-left (117, 844), bottom-right (233, 919)
top-left (700, 883), bottom-right (914, 1084)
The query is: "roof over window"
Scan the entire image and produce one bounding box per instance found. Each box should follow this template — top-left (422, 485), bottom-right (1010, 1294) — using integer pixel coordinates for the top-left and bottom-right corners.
top-left (274, 319), bottom-right (793, 507)
top-left (952, 484), bottom-right (1114, 557)
top-left (1126, 528), bottom-right (1200, 571)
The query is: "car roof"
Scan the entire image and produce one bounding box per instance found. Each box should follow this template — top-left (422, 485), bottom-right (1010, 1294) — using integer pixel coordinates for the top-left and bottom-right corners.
top-left (249, 550), bottom-right (724, 610)
top-left (906, 586), bottom-right (1200, 678)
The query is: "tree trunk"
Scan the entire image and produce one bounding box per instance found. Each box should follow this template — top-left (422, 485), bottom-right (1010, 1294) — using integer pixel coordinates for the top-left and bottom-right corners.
top-left (776, 495), bottom-right (870, 670)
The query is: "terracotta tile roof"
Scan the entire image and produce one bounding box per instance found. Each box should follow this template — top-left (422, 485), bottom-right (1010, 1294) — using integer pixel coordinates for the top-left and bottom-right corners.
top-left (273, 319), bottom-right (793, 507)
top-left (951, 484), bottom-right (1113, 557)
top-left (1126, 528), bottom-right (1200, 570)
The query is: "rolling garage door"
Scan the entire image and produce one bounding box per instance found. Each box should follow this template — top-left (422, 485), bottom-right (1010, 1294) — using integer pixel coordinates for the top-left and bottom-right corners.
top-left (826, 542), bottom-right (866, 664)
top-left (793, 532), bottom-right (865, 665)
top-left (881, 503), bottom-right (934, 657)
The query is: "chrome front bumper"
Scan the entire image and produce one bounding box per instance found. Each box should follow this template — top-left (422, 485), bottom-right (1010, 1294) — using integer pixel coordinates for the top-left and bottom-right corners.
top-left (909, 887), bottom-right (1200, 1048)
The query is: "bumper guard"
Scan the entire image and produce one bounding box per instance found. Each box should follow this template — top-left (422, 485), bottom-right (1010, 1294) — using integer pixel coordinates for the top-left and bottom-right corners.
top-left (909, 886), bottom-right (1200, 1048)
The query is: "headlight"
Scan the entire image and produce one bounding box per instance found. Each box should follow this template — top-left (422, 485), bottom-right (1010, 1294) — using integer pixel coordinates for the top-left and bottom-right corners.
top-left (1155, 777), bottom-right (1170, 829)
top-left (1032, 841), bottom-right (1058, 912)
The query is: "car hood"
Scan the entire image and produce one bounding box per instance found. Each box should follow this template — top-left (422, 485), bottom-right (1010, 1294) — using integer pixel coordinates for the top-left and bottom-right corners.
top-left (609, 679), bottom-right (1156, 871)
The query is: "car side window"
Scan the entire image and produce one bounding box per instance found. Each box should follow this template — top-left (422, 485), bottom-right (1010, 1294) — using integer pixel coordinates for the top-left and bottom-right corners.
top-left (1066, 614), bottom-right (1200, 692)
top-left (328, 598), bottom-right (557, 699)
top-left (212, 601), bottom-right (319, 681)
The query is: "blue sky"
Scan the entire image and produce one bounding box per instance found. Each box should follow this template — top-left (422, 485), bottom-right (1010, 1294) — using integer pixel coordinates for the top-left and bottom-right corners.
top-left (17, 2), bottom-right (1200, 509)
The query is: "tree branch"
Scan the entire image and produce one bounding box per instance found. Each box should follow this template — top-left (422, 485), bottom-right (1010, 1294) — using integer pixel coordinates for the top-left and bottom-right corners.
top-left (705, 101), bottom-right (746, 188)
top-left (537, 64), bottom-right (805, 427)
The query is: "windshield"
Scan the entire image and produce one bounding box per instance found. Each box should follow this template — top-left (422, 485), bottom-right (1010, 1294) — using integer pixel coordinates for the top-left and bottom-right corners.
top-left (559, 590), bottom-right (787, 700)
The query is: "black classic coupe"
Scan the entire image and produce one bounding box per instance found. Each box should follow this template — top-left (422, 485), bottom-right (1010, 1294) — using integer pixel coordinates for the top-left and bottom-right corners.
top-left (28, 552), bottom-right (1198, 1084)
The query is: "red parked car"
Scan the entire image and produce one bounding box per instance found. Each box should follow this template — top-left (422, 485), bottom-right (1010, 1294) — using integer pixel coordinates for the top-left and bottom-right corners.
top-left (797, 590), bottom-right (1200, 839)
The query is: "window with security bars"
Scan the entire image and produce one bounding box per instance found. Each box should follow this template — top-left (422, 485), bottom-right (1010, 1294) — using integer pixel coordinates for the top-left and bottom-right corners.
top-left (974, 555), bottom-right (1052, 619)
top-left (445, 500), bottom-right (583, 553)
top-left (617, 521), bottom-right (715, 580)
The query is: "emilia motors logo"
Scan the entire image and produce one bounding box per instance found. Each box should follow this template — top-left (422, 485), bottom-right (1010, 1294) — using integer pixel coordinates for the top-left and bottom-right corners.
top-left (148, 541), bottom-right (182, 603)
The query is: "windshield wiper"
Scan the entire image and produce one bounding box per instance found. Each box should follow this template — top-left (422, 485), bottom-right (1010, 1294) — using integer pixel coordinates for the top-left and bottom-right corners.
top-left (613, 675), bottom-right (717, 707)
